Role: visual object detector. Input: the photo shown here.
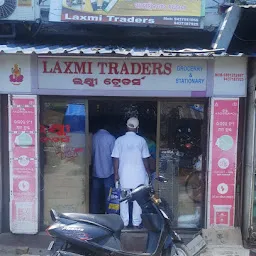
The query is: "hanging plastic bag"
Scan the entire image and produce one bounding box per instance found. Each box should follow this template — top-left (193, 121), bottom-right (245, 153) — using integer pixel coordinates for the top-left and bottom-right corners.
top-left (107, 182), bottom-right (121, 214)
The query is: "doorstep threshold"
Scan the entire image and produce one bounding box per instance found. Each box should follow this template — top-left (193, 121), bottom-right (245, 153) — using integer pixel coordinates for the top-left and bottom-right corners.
top-left (122, 228), bottom-right (147, 233)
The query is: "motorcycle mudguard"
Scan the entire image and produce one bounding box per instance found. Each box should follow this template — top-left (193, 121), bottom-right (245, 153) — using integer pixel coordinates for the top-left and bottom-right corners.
top-left (164, 231), bottom-right (183, 249)
top-left (164, 235), bottom-right (173, 249)
top-left (169, 230), bottom-right (183, 243)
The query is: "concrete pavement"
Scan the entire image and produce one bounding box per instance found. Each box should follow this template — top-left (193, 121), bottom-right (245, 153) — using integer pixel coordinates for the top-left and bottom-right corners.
top-left (0, 230), bottom-right (254, 256)
top-left (0, 232), bottom-right (50, 256)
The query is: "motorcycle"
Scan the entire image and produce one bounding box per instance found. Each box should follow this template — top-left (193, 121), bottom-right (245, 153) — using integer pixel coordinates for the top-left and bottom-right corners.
top-left (46, 176), bottom-right (191, 256)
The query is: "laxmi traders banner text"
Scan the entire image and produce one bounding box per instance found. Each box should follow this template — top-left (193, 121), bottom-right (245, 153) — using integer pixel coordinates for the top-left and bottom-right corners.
top-left (38, 58), bottom-right (207, 93)
top-left (61, 0), bottom-right (205, 28)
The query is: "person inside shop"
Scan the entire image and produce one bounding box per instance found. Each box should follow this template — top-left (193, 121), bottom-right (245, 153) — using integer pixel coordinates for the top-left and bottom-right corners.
top-left (111, 117), bottom-right (150, 228)
top-left (91, 117), bottom-right (116, 214)
top-left (143, 132), bottom-right (156, 183)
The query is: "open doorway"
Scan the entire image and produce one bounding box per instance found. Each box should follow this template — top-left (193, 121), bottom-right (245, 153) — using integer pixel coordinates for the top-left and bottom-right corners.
top-left (88, 99), bottom-right (207, 230)
top-left (88, 99), bottom-right (157, 215)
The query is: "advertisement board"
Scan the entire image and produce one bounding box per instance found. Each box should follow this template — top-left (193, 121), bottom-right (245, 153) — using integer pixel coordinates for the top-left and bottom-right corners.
top-left (213, 57), bottom-right (247, 97)
top-left (207, 98), bottom-right (239, 227)
top-left (8, 95), bottom-right (39, 234)
top-left (58, 0), bottom-right (205, 28)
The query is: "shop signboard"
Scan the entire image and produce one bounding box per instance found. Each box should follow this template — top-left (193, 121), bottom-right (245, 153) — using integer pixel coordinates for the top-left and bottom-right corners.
top-left (8, 95), bottom-right (38, 234)
top-left (38, 57), bottom-right (208, 97)
top-left (213, 57), bottom-right (247, 97)
top-left (56, 0), bottom-right (205, 28)
top-left (207, 98), bottom-right (239, 227)
top-left (0, 55), bottom-right (32, 93)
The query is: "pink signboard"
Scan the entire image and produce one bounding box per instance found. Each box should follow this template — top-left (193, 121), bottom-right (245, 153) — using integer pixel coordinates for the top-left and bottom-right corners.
top-left (11, 200), bottom-right (37, 223)
top-left (10, 158), bottom-right (37, 176)
top-left (11, 98), bottom-right (36, 106)
top-left (10, 107), bottom-right (36, 132)
top-left (10, 133), bottom-right (36, 156)
top-left (12, 177), bottom-right (36, 198)
top-left (208, 98), bottom-right (239, 227)
top-left (8, 95), bottom-right (38, 234)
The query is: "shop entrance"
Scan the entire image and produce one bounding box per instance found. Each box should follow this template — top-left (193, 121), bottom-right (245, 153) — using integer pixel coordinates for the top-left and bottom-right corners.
top-left (40, 96), bottom-right (207, 230)
top-left (88, 99), bottom-right (157, 217)
top-left (88, 98), bottom-right (207, 229)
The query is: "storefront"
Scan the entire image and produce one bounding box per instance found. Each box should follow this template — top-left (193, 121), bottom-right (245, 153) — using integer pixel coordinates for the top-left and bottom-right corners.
top-left (0, 50), bottom-right (247, 236)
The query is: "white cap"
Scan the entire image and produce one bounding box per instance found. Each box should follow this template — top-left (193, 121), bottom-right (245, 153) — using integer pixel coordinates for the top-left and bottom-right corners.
top-left (126, 117), bottom-right (139, 129)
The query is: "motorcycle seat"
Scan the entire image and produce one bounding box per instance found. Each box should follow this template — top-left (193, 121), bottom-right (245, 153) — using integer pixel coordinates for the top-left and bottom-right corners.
top-left (60, 213), bottom-right (124, 232)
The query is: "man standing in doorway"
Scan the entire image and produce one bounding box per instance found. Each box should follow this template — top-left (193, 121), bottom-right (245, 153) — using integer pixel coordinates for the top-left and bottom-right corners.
top-left (144, 134), bottom-right (156, 182)
top-left (91, 119), bottom-right (116, 214)
top-left (112, 117), bottom-right (150, 228)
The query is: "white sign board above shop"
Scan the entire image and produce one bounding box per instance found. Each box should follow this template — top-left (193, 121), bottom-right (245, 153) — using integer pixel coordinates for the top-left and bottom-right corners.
top-left (38, 58), bottom-right (208, 97)
top-left (213, 57), bottom-right (247, 97)
top-left (0, 55), bottom-right (247, 97)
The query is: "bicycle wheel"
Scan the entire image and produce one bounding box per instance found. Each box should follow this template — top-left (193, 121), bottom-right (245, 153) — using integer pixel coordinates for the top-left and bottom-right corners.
top-left (185, 171), bottom-right (202, 203)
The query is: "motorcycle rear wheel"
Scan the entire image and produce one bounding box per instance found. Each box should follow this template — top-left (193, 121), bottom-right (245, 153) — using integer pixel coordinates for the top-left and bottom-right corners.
top-left (163, 243), bottom-right (191, 256)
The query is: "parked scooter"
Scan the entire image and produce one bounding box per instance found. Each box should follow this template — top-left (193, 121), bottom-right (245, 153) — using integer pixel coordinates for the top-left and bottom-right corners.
top-left (46, 176), bottom-right (191, 256)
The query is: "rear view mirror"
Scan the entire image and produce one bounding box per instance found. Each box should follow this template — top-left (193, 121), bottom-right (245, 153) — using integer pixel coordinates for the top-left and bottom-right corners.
top-left (155, 176), bottom-right (168, 183)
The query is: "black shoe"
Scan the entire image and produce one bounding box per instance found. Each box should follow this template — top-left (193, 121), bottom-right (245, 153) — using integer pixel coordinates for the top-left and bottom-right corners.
top-left (124, 224), bottom-right (133, 229)
top-left (133, 224), bottom-right (143, 229)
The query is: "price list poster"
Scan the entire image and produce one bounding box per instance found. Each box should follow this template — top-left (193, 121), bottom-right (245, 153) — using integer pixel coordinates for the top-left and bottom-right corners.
top-left (208, 98), bottom-right (239, 227)
top-left (8, 95), bottom-right (39, 234)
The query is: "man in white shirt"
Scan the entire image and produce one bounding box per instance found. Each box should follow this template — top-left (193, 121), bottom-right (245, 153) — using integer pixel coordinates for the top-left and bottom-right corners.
top-left (111, 117), bottom-right (150, 228)
top-left (91, 121), bottom-right (115, 214)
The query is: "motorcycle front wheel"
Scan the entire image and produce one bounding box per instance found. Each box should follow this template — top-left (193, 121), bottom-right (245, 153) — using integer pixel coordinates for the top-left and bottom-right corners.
top-left (163, 243), bottom-right (191, 256)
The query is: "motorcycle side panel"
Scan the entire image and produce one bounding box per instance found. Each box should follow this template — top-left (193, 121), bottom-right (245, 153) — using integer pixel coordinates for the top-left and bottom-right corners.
top-left (141, 213), bottom-right (163, 232)
top-left (49, 221), bottom-right (121, 251)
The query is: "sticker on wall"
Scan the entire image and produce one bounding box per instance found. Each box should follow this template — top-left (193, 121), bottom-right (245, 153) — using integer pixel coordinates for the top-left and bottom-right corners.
top-left (10, 158), bottom-right (37, 176)
top-left (213, 205), bottom-right (232, 226)
top-left (207, 98), bottom-right (239, 228)
top-left (18, 180), bottom-right (30, 192)
top-left (218, 158), bottom-right (229, 170)
top-left (10, 133), bottom-right (36, 160)
top-left (215, 135), bottom-right (234, 151)
top-left (14, 132), bottom-right (33, 147)
top-left (8, 95), bottom-right (38, 234)
top-left (217, 183), bottom-right (229, 195)
top-left (17, 155), bottom-right (30, 167)
top-left (9, 64), bottom-right (24, 86)
top-left (0, 55), bottom-right (31, 93)
top-left (13, 177), bottom-right (36, 197)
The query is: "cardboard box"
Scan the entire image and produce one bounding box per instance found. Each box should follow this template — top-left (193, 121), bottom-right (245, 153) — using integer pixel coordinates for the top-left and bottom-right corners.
top-left (43, 109), bottom-right (64, 125)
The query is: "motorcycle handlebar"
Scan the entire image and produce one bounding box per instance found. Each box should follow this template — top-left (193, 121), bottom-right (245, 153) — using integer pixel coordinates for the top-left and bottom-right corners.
top-left (118, 176), bottom-right (168, 203)
top-left (119, 184), bottom-right (152, 203)
top-left (119, 194), bottom-right (132, 203)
